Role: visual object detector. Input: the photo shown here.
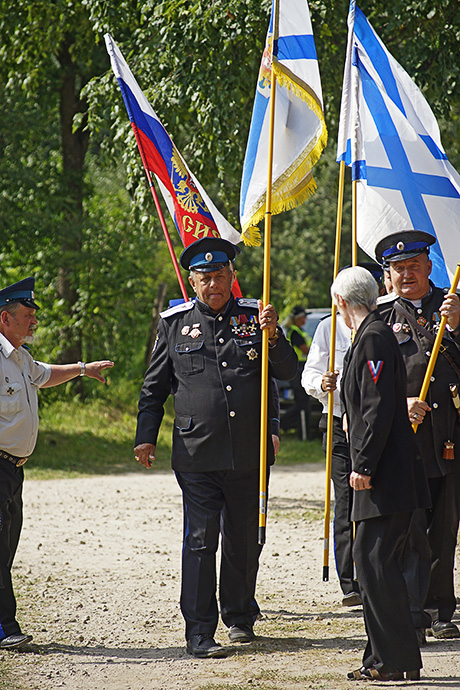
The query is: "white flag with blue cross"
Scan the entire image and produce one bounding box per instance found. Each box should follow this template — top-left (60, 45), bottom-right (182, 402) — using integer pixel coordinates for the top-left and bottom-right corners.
top-left (337, 1), bottom-right (460, 286)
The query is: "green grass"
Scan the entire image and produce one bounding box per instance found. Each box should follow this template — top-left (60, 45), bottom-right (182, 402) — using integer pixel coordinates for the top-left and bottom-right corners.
top-left (275, 432), bottom-right (324, 466)
top-left (27, 384), bottom-right (325, 479)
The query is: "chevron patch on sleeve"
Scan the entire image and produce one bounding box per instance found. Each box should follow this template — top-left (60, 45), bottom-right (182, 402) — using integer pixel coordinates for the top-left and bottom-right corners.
top-left (367, 360), bottom-right (384, 383)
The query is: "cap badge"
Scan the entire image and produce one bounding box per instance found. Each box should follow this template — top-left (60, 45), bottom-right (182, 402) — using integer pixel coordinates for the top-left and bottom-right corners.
top-left (396, 241), bottom-right (405, 250)
top-left (205, 252), bottom-right (213, 262)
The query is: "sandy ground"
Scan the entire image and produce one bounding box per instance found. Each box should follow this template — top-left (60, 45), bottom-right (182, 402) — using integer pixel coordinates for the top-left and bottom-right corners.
top-left (3, 463), bottom-right (460, 690)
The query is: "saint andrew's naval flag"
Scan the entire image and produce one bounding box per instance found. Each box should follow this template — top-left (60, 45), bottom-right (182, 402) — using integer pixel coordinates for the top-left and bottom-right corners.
top-left (105, 34), bottom-right (241, 254)
top-left (337, 2), bottom-right (460, 287)
top-left (240, 0), bottom-right (327, 244)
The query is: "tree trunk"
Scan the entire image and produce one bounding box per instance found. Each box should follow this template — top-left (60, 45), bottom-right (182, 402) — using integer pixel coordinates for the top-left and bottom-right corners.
top-left (145, 282), bottom-right (168, 366)
top-left (57, 36), bottom-right (89, 369)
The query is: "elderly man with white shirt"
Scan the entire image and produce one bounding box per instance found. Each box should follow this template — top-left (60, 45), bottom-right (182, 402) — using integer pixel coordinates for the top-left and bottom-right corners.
top-left (0, 277), bottom-right (113, 650)
top-left (302, 312), bottom-right (361, 606)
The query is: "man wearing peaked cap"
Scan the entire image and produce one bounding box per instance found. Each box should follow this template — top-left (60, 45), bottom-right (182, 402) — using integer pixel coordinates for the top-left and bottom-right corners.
top-left (0, 277), bottom-right (114, 650)
top-left (179, 237), bottom-right (241, 272)
top-left (0, 277), bottom-right (40, 310)
top-left (134, 237), bottom-right (297, 658)
top-left (376, 230), bottom-right (460, 643)
top-left (375, 230), bottom-right (436, 267)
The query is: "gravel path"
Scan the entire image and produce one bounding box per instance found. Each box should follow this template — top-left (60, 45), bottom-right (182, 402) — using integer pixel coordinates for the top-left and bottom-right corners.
top-left (2, 464), bottom-right (460, 689)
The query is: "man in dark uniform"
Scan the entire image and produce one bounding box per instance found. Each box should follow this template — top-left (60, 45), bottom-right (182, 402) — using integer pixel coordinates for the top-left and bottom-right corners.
top-left (376, 230), bottom-right (460, 641)
top-left (134, 238), bottom-right (297, 658)
top-left (0, 277), bottom-right (113, 649)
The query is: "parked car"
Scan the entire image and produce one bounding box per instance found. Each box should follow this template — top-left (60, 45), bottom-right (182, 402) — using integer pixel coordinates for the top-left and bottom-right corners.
top-left (276, 308), bottom-right (331, 440)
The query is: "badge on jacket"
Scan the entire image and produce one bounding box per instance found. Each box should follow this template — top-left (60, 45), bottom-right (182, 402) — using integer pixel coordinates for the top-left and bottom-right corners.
top-left (367, 360), bottom-right (384, 383)
top-left (230, 314), bottom-right (258, 338)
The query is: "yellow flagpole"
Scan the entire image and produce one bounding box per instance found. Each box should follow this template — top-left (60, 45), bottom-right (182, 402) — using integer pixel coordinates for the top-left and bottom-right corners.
top-left (323, 160), bottom-right (346, 580)
top-left (412, 261), bottom-right (460, 433)
top-left (258, 64), bottom-right (277, 546)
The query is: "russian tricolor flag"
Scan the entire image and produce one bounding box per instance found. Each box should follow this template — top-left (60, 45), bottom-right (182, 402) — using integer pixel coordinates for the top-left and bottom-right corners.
top-left (105, 34), bottom-right (241, 253)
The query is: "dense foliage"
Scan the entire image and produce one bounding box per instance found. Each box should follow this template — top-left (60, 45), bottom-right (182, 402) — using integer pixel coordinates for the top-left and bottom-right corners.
top-left (1, 0), bottom-right (459, 386)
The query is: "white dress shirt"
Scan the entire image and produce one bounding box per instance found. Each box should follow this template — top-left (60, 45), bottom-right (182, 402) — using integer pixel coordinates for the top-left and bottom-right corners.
top-left (301, 314), bottom-right (351, 418)
top-left (0, 332), bottom-right (51, 457)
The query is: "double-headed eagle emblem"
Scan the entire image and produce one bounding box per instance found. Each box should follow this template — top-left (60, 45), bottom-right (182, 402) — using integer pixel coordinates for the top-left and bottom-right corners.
top-left (171, 149), bottom-right (208, 215)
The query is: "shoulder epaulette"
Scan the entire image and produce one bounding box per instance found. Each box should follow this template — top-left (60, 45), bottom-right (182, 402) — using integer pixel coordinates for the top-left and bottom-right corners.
top-left (376, 291), bottom-right (397, 305)
top-left (236, 297), bottom-right (259, 309)
top-left (160, 301), bottom-right (195, 319)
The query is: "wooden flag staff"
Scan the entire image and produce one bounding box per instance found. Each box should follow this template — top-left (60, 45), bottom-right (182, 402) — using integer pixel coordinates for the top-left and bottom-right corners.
top-left (322, 160), bottom-right (346, 580)
top-left (412, 261), bottom-right (460, 433)
top-left (130, 122), bottom-right (189, 303)
top-left (258, 67), bottom-right (277, 546)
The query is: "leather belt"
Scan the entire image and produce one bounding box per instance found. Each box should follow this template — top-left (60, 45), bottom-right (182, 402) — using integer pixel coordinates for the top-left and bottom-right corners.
top-left (0, 451), bottom-right (28, 467)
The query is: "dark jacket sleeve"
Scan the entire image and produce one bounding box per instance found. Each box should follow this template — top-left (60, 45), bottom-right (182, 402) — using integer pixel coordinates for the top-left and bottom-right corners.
top-left (135, 319), bottom-right (171, 446)
top-left (268, 331), bottom-right (298, 381)
top-left (350, 331), bottom-right (397, 477)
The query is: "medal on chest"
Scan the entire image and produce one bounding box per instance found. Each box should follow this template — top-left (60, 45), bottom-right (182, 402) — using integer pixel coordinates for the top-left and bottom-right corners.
top-left (181, 323), bottom-right (202, 338)
top-left (230, 314), bottom-right (258, 338)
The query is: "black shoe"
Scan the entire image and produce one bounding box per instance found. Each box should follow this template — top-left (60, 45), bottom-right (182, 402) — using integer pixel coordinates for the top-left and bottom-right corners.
top-left (428, 620), bottom-right (460, 639)
top-left (342, 592), bottom-right (362, 607)
top-left (0, 633), bottom-right (33, 650)
top-left (186, 634), bottom-right (227, 658)
top-left (228, 624), bottom-right (255, 643)
top-left (416, 628), bottom-right (426, 646)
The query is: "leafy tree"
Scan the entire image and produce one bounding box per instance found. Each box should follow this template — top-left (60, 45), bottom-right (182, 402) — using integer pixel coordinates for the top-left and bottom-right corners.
top-left (1, 0), bottom-right (460, 387)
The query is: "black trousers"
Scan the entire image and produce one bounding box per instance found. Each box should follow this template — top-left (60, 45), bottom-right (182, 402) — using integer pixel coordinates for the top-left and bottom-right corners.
top-left (175, 468), bottom-right (264, 640)
top-left (0, 461), bottom-right (24, 639)
top-left (402, 470), bottom-right (460, 627)
top-left (321, 415), bottom-right (358, 596)
top-left (354, 512), bottom-right (422, 674)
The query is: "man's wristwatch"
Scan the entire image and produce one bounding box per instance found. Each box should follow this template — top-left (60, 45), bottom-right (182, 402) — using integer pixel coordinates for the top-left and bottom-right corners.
top-left (78, 361), bottom-right (86, 376)
top-left (268, 326), bottom-right (281, 345)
